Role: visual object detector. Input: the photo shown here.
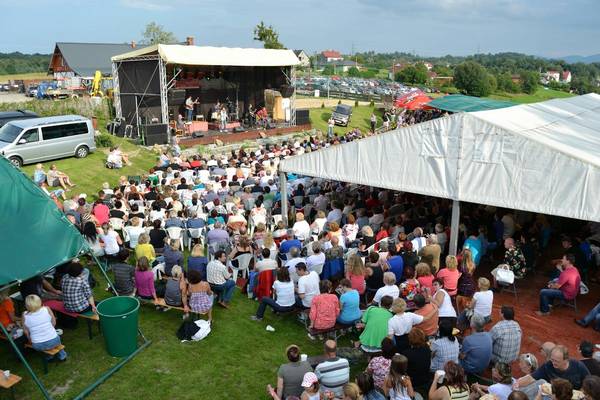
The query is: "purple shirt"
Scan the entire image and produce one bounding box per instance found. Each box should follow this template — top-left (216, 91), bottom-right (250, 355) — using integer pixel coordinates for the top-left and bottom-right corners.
top-left (207, 228), bottom-right (229, 245)
top-left (135, 270), bottom-right (155, 298)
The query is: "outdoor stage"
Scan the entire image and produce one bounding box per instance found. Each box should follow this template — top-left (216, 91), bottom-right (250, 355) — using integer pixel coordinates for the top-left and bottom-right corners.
top-left (179, 123), bottom-right (312, 146)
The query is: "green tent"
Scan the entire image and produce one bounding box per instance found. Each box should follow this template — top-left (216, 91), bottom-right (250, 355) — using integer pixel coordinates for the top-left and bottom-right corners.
top-left (428, 94), bottom-right (516, 113)
top-left (0, 157), bottom-right (150, 400)
top-left (0, 157), bottom-right (85, 286)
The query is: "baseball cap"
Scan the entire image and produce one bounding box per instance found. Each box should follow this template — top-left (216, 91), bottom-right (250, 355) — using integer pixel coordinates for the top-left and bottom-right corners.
top-left (301, 372), bottom-right (318, 388)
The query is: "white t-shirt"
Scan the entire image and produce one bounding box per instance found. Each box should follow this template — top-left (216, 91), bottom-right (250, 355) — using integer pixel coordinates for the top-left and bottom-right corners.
top-left (99, 230), bottom-right (120, 255)
top-left (306, 253), bottom-right (326, 269)
top-left (473, 290), bottom-right (494, 318)
top-left (256, 258), bottom-right (278, 273)
top-left (273, 281), bottom-right (295, 307)
top-left (292, 220), bottom-right (311, 241)
top-left (298, 271), bottom-right (320, 308)
top-left (373, 285), bottom-right (400, 305)
top-left (388, 312), bottom-right (424, 336)
top-left (488, 381), bottom-right (514, 400)
top-left (285, 257), bottom-right (306, 283)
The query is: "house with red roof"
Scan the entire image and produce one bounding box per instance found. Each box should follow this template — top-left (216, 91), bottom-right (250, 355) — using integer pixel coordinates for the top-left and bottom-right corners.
top-left (561, 70), bottom-right (572, 83)
top-left (320, 50), bottom-right (343, 63)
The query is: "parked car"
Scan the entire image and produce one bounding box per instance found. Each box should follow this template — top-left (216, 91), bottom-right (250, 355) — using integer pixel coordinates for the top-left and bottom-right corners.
top-left (331, 104), bottom-right (352, 126)
top-left (27, 86), bottom-right (38, 97)
top-left (0, 115), bottom-right (96, 167)
top-left (0, 110), bottom-right (39, 128)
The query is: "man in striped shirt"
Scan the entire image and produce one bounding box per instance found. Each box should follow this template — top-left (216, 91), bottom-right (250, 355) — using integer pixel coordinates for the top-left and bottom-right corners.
top-left (314, 340), bottom-right (349, 398)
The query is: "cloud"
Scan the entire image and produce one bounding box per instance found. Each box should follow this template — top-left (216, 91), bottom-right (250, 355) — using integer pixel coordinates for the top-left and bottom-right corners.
top-left (120, 0), bottom-right (173, 11)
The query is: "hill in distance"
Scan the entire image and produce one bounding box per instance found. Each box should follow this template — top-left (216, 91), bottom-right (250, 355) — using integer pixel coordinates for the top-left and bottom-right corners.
top-left (560, 54), bottom-right (600, 64)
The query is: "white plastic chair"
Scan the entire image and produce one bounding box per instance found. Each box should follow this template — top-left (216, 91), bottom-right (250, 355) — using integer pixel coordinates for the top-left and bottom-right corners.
top-left (166, 227), bottom-right (184, 249)
top-left (231, 253), bottom-right (253, 282)
top-left (271, 214), bottom-right (283, 230)
top-left (109, 218), bottom-right (124, 232)
top-left (187, 228), bottom-right (204, 251)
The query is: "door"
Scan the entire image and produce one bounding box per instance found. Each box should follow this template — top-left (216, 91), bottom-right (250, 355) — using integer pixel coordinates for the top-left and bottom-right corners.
top-left (14, 127), bottom-right (43, 163)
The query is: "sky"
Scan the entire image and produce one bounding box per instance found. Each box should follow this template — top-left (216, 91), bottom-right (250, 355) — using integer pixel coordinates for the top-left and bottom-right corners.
top-left (0, 0), bottom-right (598, 57)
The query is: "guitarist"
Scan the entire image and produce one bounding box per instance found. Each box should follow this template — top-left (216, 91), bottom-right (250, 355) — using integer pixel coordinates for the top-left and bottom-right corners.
top-left (185, 95), bottom-right (199, 122)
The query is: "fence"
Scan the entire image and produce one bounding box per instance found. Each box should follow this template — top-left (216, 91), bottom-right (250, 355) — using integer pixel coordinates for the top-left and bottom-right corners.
top-left (296, 89), bottom-right (382, 102)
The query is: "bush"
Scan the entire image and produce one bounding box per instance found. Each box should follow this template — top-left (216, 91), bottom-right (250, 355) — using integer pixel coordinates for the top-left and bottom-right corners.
top-left (369, 99), bottom-right (375, 107)
top-left (338, 100), bottom-right (342, 104)
top-left (321, 102), bottom-right (325, 108)
top-left (95, 133), bottom-right (114, 148)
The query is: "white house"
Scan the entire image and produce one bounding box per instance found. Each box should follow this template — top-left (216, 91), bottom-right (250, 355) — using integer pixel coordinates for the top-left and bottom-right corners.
top-left (293, 50), bottom-right (310, 67)
top-left (320, 50), bottom-right (343, 63)
top-left (561, 70), bottom-right (572, 83)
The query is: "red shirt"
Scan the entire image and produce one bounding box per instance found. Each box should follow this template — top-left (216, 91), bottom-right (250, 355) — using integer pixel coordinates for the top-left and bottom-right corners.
top-left (93, 203), bottom-right (110, 225)
top-left (558, 266), bottom-right (581, 300)
top-left (0, 298), bottom-right (15, 327)
top-left (436, 268), bottom-right (461, 296)
top-left (417, 275), bottom-right (434, 293)
top-left (309, 293), bottom-right (340, 330)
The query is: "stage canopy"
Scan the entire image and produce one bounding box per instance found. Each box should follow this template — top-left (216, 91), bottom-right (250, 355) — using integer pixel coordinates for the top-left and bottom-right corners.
top-left (428, 94), bottom-right (516, 112)
top-left (279, 93), bottom-right (600, 223)
top-left (112, 44), bottom-right (299, 67)
top-left (0, 157), bottom-right (85, 286)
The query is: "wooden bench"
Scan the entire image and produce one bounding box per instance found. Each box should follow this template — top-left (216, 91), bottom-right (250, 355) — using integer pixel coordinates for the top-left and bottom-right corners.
top-left (0, 369), bottom-right (22, 399)
top-left (43, 300), bottom-right (100, 340)
top-left (139, 297), bottom-right (211, 320)
top-left (0, 335), bottom-right (66, 374)
top-left (307, 322), bottom-right (354, 341)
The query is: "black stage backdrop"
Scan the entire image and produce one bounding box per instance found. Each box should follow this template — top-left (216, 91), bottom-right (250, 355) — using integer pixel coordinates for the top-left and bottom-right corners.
top-left (116, 59), bottom-right (162, 127)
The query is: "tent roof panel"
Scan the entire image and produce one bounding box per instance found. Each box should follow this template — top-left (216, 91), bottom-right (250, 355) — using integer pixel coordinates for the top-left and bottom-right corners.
top-left (112, 44), bottom-right (300, 67)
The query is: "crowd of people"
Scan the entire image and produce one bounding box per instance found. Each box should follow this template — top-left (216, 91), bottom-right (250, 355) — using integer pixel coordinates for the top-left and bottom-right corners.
top-left (3, 124), bottom-right (599, 399)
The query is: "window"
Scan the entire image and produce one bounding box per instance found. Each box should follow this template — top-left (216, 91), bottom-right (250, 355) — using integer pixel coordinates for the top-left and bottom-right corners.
top-left (19, 128), bottom-right (39, 144)
top-left (421, 128), bottom-right (448, 157)
top-left (42, 122), bottom-right (88, 140)
top-left (473, 132), bottom-right (503, 163)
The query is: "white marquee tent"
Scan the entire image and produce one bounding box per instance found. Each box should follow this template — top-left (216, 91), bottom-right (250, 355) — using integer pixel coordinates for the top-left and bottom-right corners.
top-left (278, 93), bottom-right (600, 253)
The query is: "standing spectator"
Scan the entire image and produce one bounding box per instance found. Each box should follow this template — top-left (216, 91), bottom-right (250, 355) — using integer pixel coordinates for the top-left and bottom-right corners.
top-left (207, 250), bottom-right (236, 309)
top-left (308, 280), bottom-right (340, 332)
top-left (383, 354), bottom-right (415, 400)
top-left (459, 314), bottom-right (493, 375)
top-left (537, 254), bottom-right (581, 316)
top-left (314, 340), bottom-right (350, 398)
top-left (22, 295), bottom-right (67, 361)
top-left (419, 234), bottom-right (442, 273)
top-left (490, 306), bottom-right (522, 364)
top-left (268, 345), bottom-right (313, 400)
top-left (367, 337), bottom-right (395, 390)
top-left (61, 262), bottom-right (96, 313)
top-left (515, 345), bottom-right (590, 390)
top-left (430, 319), bottom-right (460, 373)
top-left (370, 113), bottom-right (377, 133)
top-left (327, 116), bottom-right (335, 139)
top-left (401, 328), bottom-right (432, 391)
top-left (436, 255), bottom-right (461, 297)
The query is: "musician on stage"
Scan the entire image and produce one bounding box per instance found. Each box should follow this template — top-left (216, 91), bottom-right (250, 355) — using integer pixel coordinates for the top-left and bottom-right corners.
top-left (185, 95), bottom-right (199, 121)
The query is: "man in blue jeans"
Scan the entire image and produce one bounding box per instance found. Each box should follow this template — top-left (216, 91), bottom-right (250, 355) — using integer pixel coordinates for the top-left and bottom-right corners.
top-left (575, 301), bottom-right (600, 331)
top-left (537, 254), bottom-right (581, 316)
top-left (206, 250), bottom-right (236, 308)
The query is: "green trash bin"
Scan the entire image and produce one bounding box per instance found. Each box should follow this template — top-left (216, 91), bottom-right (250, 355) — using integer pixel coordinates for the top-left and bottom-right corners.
top-left (96, 296), bottom-right (140, 357)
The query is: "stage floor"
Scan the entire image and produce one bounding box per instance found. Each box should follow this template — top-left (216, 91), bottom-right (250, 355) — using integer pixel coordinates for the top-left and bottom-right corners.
top-left (179, 123), bottom-right (312, 146)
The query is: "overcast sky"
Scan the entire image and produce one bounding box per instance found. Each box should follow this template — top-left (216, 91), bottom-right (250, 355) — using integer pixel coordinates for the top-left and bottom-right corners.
top-left (1, 0), bottom-right (598, 57)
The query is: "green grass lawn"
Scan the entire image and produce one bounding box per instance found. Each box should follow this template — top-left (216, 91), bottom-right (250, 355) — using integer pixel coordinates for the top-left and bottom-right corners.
top-left (309, 105), bottom-right (380, 136)
top-left (488, 87), bottom-right (573, 104)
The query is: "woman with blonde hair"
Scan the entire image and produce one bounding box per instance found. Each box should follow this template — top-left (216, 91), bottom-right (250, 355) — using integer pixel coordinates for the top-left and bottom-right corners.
top-left (415, 262), bottom-right (434, 294)
top-left (346, 254), bottom-right (367, 294)
top-left (342, 382), bottom-right (363, 400)
top-left (253, 222), bottom-right (267, 243)
top-left (456, 248), bottom-right (477, 312)
top-left (387, 298), bottom-right (436, 353)
top-left (292, 212), bottom-right (311, 241)
top-left (22, 294), bottom-right (67, 361)
top-left (135, 233), bottom-right (156, 263)
top-left (359, 225), bottom-right (376, 257)
top-left (436, 255), bottom-right (461, 296)
top-left (342, 213), bottom-right (359, 246)
top-left (187, 244), bottom-right (208, 280)
top-left (328, 221), bottom-right (343, 243)
top-left (262, 232), bottom-right (277, 259)
top-left (311, 210), bottom-right (327, 235)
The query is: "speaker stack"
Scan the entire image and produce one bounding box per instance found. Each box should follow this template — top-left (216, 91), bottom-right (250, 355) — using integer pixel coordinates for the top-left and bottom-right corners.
top-left (168, 89), bottom-right (186, 105)
top-left (296, 108), bottom-right (310, 125)
top-left (280, 85), bottom-right (295, 98)
top-left (142, 124), bottom-right (169, 146)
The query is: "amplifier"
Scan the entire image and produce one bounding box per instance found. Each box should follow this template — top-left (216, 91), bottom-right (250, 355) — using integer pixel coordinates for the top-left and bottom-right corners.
top-left (168, 89), bottom-right (186, 105)
top-left (296, 108), bottom-right (310, 125)
top-left (142, 124), bottom-right (169, 145)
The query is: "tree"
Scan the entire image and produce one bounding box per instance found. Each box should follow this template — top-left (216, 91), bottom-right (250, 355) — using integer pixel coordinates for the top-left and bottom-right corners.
top-left (487, 74), bottom-right (497, 93)
top-left (253, 21), bottom-right (285, 49)
top-left (347, 66), bottom-right (360, 77)
top-left (432, 64), bottom-right (453, 77)
top-left (453, 61), bottom-right (492, 97)
top-left (322, 65), bottom-right (334, 76)
top-left (141, 22), bottom-right (177, 45)
top-left (395, 63), bottom-right (428, 85)
top-left (496, 72), bottom-right (520, 93)
top-left (521, 71), bottom-right (539, 94)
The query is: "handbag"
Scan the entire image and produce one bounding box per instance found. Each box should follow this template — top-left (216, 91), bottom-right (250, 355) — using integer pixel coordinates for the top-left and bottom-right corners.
top-left (496, 268), bottom-right (515, 284)
top-left (176, 320), bottom-right (200, 341)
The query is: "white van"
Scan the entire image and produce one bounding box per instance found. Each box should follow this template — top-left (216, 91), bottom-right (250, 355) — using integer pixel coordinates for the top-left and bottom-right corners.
top-left (0, 115), bottom-right (96, 167)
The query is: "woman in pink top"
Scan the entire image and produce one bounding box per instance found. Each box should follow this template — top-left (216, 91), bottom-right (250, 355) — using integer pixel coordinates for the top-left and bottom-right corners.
top-left (134, 257), bottom-right (158, 303)
top-left (309, 280), bottom-right (340, 331)
top-left (436, 255), bottom-right (461, 296)
top-left (415, 262), bottom-right (434, 295)
top-left (345, 254), bottom-right (366, 295)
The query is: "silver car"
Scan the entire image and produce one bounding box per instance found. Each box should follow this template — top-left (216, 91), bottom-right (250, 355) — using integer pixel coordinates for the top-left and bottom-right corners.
top-left (0, 115), bottom-right (96, 167)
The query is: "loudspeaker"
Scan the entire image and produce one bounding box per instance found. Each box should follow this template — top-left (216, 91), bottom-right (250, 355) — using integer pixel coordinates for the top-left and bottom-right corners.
top-left (296, 108), bottom-right (310, 125)
top-left (168, 89), bottom-right (186, 105)
top-left (280, 85), bottom-right (294, 98)
top-left (142, 124), bottom-right (169, 145)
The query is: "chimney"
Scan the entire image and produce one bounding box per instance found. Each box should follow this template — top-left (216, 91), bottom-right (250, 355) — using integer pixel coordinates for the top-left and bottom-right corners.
top-left (130, 41), bottom-right (136, 49)
top-left (186, 36), bottom-right (194, 46)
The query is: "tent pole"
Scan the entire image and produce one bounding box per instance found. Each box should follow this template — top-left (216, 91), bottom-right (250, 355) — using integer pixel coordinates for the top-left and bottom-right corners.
top-left (0, 323), bottom-right (53, 400)
top-left (279, 171), bottom-right (288, 227)
top-left (449, 200), bottom-right (460, 256)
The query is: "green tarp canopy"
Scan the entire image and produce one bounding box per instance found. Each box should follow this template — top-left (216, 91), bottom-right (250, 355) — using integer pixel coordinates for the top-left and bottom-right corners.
top-left (428, 94), bottom-right (516, 112)
top-left (0, 157), bottom-right (85, 287)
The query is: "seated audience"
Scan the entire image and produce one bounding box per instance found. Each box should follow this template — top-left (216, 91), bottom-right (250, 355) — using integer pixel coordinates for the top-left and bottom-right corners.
top-left (517, 353), bottom-right (546, 399)
top-left (413, 293), bottom-right (439, 337)
top-left (187, 244), bottom-right (209, 280)
top-left (111, 249), bottom-right (135, 296)
top-left (337, 279), bottom-right (361, 325)
top-left (490, 305), bottom-right (522, 364)
top-left (314, 340), bottom-right (350, 398)
top-left (401, 328), bottom-right (432, 390)
top-left (537, 254), bottom-right (581, 316)
top-left (579, 340), bottom-right (600, 377)
top-left (268, 344), bottom-right (313, 400)
top-left (309, 280), bottom-right (340, 332)
top-left (358, 295), bottom-right (394, 353)
top-left (430, 278), bottom-right (457, 327)
top-left (415, 262), bottom-right (434, 294)
top-left (135, 256), bottom-right (158, 304)
top-left (373, 272), bottom-right (400, 305)
top-left (470, 362), bottom-right (514, 400)
top-left (346, 254), bottom-right (367, 295)
top-left (256, 248), bottom-right (278, 272)
top-left (164, 265), bottom-right (185, 307)
top-left (388, 297), bottom-right (435, 353)
top-left (356, 371), bottom-right (386, 400)
top-left (430, 320), bottom-right (460, 373)
top-left (61, 262), bottom-right (96, 313)
top-left (367, 337), bottom-right (396, 390)
top-left (296, 263), bottom-right (320, 310)
top-left (436, 255), bottom-right (461, 297)
top-left (459, 313), bottom-right (493, 375)
top-left (575, 300), bottom-right (600, 331)
top-left (383, 354), bottom-right (415, 400)
top-left (582, 375), bottom-right (600, 400)
top-left (457, 277), bottom-right (493, 330)
top-left (135, 233), bottom-right (156, 264)
top-left (163, 239), bottom-right (184, 276)
top-left (428, 361), bottom-right (470, 400)
top-left (207, 250), bottom-right (236, 308)
top-left (184, 269), bottom-right (213, 321)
